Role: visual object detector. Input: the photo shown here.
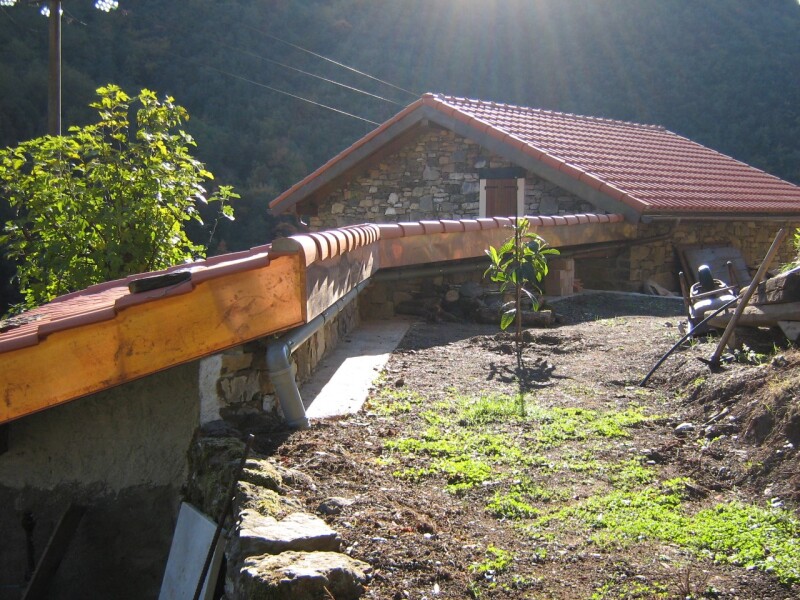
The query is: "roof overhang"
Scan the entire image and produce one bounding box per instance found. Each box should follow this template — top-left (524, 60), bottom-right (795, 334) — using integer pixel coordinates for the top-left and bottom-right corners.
top-left (1, 213), bottom-right (631, 425)
top-left (640, 212), bottom-right (800, 222)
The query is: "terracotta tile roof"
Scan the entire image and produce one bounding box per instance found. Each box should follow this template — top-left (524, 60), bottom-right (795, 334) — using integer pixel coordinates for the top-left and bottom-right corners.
top-left (0, 214), bottom-right (624, 357)
top-left (432, 94), bottom-right (800, 215)
top-left (270, 94), bottom-right (800, 217)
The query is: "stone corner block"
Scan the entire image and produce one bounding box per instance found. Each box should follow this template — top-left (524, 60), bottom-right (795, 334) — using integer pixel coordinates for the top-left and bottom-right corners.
top-left (234, 511), bottom-right (341, 559)
top-left (235, 551), bottom-right (372, 600)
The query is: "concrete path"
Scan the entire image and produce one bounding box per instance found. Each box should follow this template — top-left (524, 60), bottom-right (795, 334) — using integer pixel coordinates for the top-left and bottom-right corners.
top-left (301, 318), bottom-right (413, 420)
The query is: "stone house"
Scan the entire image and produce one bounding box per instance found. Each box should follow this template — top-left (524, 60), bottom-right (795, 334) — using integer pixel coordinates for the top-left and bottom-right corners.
top-left (3, 94), bottom-right (800, 597)
top-left (270, 94), bottom-right (800, 291)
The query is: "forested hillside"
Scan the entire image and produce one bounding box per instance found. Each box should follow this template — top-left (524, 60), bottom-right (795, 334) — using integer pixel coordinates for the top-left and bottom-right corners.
top-left (1, 0), bottom-right (799, 306)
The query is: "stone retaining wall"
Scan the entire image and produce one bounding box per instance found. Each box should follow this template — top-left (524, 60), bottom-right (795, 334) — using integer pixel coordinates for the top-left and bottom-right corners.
top-left (577, 221), bottom-right (800, 292)
top-left (187, 434), bottom-right (371, 599)
top-left (308, 128), bottom-right (595, 229)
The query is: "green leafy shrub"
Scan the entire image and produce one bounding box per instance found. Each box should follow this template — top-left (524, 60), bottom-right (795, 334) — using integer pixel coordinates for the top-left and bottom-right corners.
top-left (0, 84), bottom-right (236, 311)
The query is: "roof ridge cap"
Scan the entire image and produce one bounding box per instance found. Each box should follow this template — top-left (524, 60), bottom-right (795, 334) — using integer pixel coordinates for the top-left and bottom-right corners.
top-left (432, 93), bottom-right (665, 131)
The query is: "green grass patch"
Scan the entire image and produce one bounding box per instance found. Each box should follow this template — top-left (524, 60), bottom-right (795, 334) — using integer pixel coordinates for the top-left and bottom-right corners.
top-left (470, 544), bottom-right (514, 575)
top-left (528, 405), bottom-right (654, 450)
top-left (367, 388), bottom-right (424, 415)
top-left (609, 458), bottom-right (656, 490)
top-left (457, 392), bottom-right (528, 425)
top-left (533, 478), bottom-right (800, 584)
top-left (486, 489), bottom-right (540, 519)
top-left (383, 393), bottom-right (657, 496)
top-left (591, 578), bottom-right (670, 599)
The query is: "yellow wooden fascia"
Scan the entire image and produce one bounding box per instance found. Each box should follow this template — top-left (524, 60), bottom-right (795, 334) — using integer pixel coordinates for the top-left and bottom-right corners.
top-left (0, 254), bottom-right (305, 424)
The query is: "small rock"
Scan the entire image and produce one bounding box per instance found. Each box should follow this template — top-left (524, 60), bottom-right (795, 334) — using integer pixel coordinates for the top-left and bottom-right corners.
top-left (236, 481), bottom-right (302, 518)
top-left (674, 422), bottom-right (696, 436)
top-left (275, 466), bottom-right (317, 491)
top-left (233, 510), bottom-right (341, 560)
top-left (242, 458), bottom-right (283, 492)
top-left (717, 466), bottom-right (733, 480)
top-left (318, 497), bottom-right (355, 516)
top-left (771, 354), bottom-right (788, 368)
top-left (235, 551), bottom-right (372, 600)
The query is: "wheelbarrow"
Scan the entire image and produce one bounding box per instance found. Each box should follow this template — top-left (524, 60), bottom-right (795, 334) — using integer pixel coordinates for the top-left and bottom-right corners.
top-left (679, 264), bottom-right (737, 335)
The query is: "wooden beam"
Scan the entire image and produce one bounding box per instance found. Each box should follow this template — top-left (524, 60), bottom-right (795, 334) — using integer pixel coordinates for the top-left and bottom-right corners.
top-left (378, 222), bottom-right (634, 269)
top-left (707, 301), bottom-right (800, 328)
top-left (22, 504), bottom-right (85, 600)
top-left (0, 255), bottom-right (305, 424)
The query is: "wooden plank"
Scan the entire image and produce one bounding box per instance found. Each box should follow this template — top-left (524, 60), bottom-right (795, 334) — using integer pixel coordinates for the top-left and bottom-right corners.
top-left (22, 504), bottom-right (85, 600)
top-left (0, 255), bottom-right (305, 424)
top-left (707, 301), bottom-right (800, 328)
top-left (751, 267), bottom-right (800, 305)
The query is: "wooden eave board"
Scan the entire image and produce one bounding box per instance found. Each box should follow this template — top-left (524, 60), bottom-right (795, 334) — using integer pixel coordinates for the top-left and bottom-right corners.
top-left (378, 222), bottom-right (634, 269)
top-left (0, 255), bottom-right (304, 424)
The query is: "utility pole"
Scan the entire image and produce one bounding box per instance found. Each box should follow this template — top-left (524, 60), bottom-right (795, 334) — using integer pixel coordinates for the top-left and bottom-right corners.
top-left (0, 0), bottom-right (119, 136)
top-left (47, 0), bottom-right (60, 135)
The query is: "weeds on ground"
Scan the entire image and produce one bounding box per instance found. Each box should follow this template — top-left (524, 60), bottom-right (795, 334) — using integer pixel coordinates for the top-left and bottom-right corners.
top-left (533, 477), bottom-right (800, 584)
top-left (470, 544), bottom-right (514, 575)
top-left (382, 391), bottom-right (656, 495)
top-left (366, 388), bottom-right (424, 415)
top-left (591, 576), bottom-right (670, 599)
top-left (732, 343), bottom-right (770, 365)
top-left (467, 545), bottom-right (516, 598)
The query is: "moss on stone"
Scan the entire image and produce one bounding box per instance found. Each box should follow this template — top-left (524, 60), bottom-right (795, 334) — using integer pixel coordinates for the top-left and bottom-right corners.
top-left (241, 459), bottom-right (283, 492)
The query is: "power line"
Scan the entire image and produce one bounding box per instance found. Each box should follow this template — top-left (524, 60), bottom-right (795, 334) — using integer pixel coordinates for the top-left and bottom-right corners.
top-left (214, 40), bottom-right (403, 107)
top-left (243, 24), bottom-right (418, 100)
top-left (205, 65), bottom-right (381, 126)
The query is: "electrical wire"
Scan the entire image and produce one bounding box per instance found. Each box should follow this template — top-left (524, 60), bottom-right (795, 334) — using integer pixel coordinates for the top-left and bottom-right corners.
top-left (243, 24), bottom-right (418, 100)
top-left (205, 65), bottom-right (381, 126)
top-left (214, 40), bottom-right (403, 107)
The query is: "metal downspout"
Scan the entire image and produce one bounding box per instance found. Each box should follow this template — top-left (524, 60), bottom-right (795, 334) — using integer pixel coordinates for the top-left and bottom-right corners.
top-left (266, 278), bottom-right (371, 429)
top-left (266, 261), bottom-right (486, 429)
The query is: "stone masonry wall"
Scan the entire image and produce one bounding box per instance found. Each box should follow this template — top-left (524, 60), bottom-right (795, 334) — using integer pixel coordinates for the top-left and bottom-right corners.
top-left (577, 220), bottom-right (800, 293)
top-left (309, 128), bottom-right (595, 229)
top-left (359, 264), bottom-right (489, 320)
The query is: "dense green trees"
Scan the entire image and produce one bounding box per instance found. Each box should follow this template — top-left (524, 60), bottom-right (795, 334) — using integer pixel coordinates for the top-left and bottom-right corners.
top-left (0, 85), bottom-right (235, 310)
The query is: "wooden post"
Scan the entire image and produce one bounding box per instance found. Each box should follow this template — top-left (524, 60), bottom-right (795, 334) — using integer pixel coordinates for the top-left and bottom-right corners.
top-left (708, 228), bottom-right (787, 367)
top-left (22, 504), bottom-right (85, 600)
top-left (47, 0), bottom-right (61, 135)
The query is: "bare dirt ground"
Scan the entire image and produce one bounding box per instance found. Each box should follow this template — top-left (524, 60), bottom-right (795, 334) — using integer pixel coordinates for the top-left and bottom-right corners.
top-left (265, 292), bottom-right (800, 599)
